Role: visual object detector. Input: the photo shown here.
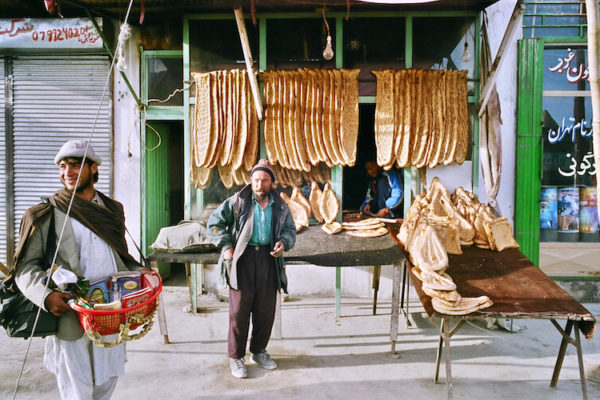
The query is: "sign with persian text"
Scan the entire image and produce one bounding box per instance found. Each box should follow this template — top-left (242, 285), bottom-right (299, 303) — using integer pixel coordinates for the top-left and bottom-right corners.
top-left (0, 18), bottom-right (102, 48)
top-left (548, 48), bottom-right (589, 85)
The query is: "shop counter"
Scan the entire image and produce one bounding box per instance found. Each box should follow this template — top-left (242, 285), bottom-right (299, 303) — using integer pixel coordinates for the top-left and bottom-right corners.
top-left (406, 246), bottom-right (596, 400)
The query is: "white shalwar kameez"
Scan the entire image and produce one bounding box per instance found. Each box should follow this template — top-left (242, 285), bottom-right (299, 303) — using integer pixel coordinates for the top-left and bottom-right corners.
top-left (44, 196), bottom-right (127, 400)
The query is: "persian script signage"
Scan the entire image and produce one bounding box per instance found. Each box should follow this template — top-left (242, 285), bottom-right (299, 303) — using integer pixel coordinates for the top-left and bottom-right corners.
top-left (0, 18), bottom-right (102, 48)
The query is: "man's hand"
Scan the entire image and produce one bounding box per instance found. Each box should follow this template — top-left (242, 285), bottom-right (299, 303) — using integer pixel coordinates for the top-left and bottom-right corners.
top-left (270, 241), bottom-right (285, 258)
top-left (44, 291), bottom-right (72, 316)
top-left (223, 247), bottom-right (234, 260)
top-left (373, 208), bottom-right (388, 218)
top-left (362, 204), bottom-right (372, 216)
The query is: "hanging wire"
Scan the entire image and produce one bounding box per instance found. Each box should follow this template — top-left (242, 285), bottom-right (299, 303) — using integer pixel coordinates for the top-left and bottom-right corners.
top-left (11, 0), bottom-right (136, 398)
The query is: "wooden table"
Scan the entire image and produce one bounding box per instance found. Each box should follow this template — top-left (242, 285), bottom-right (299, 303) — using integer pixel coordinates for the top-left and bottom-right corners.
top-left (406, 246), bottom-right (596, 400)
top-left (148, 224), bottom-right (407, 344)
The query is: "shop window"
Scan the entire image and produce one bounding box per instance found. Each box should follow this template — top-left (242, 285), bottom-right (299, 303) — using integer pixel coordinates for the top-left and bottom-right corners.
top-left (147, 57), bottom-right (183, 106)
top-left (266, 18), bottom-right (336, 70)
top-left (413, 17), bottom-right (476, 96)
top-left (540, 46), bottom-right (597, 243)
top-left (342, 18), bottom-right (405, 96)
top-left (189, 19), bottom-right (258, 74)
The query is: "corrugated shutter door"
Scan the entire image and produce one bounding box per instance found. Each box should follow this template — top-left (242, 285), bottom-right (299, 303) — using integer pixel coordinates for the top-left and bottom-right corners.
top-left (12, 55), bottom-right (112, 241)
top-left (0, 59), bottom-right (6, 265)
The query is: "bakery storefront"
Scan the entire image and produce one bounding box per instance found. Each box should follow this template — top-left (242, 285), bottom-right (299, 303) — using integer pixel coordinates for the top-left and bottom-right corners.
top-left (518, 1), bottom-right (600, 280)
top-left (141, 5), bottom-right (487, 290)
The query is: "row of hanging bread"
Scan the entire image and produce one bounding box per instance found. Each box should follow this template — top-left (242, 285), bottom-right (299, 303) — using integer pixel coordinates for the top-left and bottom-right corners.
top-left (190, 69), bottom-right (259, 189)
top-left (262, 68), bottom-right (360, 170)
top-left (373, 69), bottom-right (469, 170)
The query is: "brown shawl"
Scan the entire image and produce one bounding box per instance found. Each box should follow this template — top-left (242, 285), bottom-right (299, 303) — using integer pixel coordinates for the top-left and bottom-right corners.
top-left (10, 189), bottom-right (137, 279)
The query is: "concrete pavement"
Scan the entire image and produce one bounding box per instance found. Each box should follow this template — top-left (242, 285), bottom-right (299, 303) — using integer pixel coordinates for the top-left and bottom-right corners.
top-left (2, 280), bottom-right (600, 400)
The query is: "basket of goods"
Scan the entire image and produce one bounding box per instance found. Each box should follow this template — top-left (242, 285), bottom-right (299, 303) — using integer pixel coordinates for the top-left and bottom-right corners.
top-left (70, 270), bottom-right (162, 347)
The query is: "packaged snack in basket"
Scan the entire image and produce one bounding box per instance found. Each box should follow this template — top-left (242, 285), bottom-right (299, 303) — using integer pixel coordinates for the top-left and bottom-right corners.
top-left (121, 287), bottom-right (153, 309)
top-left (112, 271), bottom-right (142, 300)
top-left (88, 279), bottom-right (111, 304)
top-left (141, 272), bottom-right (160, 291)
top-left (93, 300), bottom-right (122, 310)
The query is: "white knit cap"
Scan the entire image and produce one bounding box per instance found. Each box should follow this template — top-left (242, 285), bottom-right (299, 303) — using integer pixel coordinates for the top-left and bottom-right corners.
top-left (54, 140), bottom-right (102, 166)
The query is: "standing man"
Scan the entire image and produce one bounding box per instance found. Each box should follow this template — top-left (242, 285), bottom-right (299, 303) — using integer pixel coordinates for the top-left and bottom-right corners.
top-left (208, 159), bottom-right (296, 379)
top-left (13, 140), bottom-right (143, 399)
top-left (360, 161), bottom-right (403, 218)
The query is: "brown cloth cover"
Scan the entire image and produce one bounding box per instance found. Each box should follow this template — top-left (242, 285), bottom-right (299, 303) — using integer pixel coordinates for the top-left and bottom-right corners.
top-left (406, 245), bottom-right (596, 339)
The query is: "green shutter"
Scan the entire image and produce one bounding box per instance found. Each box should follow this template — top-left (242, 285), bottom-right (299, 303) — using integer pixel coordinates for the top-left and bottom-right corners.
top-left (515, 38), bottom-right (544, 265)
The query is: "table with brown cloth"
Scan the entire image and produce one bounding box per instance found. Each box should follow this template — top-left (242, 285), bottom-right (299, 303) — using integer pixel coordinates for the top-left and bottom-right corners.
top-left (405, 246), bottom-right (596, 400)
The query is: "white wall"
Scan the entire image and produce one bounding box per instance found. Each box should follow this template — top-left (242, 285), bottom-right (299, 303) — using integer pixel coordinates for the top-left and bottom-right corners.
top-left (113, 25), bottom-right (143, 260)
top-left (476, 0), bottom-right (522, 226)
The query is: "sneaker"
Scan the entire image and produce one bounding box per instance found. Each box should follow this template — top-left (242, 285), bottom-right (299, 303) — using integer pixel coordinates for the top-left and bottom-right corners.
top-left (230, 357), bottom-right (247, 378)
top-left (251, 350), bottom-right (277, 370)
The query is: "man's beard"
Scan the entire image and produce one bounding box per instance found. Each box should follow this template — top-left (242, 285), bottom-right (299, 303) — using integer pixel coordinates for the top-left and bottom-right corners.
top-left (252, 187), bottom-right (270, 202)
top-left (62, 173), bottom-right (93, 193)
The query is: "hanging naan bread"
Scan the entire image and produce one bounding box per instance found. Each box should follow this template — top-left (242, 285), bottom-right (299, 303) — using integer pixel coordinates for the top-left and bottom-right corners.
top-left (309, 182), bottom-right (324, 223)
top-left (444, 71), bottom-right (460, 165)
top-left (243, 72), bottom-right (259, 171)
top-left (191, 72), bottom-right (212, 168)
top-left (346, 226), bottom-right (388, 237)
top-left (190, 167), bottom-right (213, 190)
top-left (291, 186), bottom-right (312, 217)
top-left (232, 166), bottom-right (245, 187)
top-left (309, 70), bottom-right (328, 166)
top-left (218, 164), bottom-right (234, 189)
top-left (320, 70), bottom-right (337, 166)
top-left (340, 69), bottom-right (360, 167)
top-left (426, 70), bottom-right (444, 168)
top-left (389, 70), bottom-right (404, 170)
top-left (228, 70), bottom-right (247, 171)
top-left (274, 71), bottom-right (290, 168)
top-left (218, 71), bottom-right (235, 167)
top-left (454, 70), bottom-right (470, 165)
top-left (301, 70), bottom-right (319, 166)
top-left (280, 192), bottom-right (309, 231)
top-left (373, 70), bottom-right (395, 168)
top-left (319, 183), bottom-right (340, 224)
top-left (411, 69), bottom-right (430, 168)
top-left (396, 69), bottom-right (413, 168)
top-left (322, 221), bottom-right (343, 235)
top-left (205, 71), bottom-right (221, 168)
top-left (293, 72), bottom-right (311, 172)
top-left (329, 69), bottom-right (345, 165)
top-left (261, 72), bottom-right (278, 165)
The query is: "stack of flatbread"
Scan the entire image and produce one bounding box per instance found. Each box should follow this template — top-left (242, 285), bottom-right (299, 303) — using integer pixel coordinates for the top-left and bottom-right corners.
top-left (342, 218), bottom-right (388, 237)
top-left (190, 70), bottom-right (259, 189)
top-left (373, 69), bottom-right (469, 170)
top-left (398, 177), bottom-right (518, 254)
top-left (262, 68), bottom-right (360, 170)
top-left (403, 217), bottom-right (493, 315)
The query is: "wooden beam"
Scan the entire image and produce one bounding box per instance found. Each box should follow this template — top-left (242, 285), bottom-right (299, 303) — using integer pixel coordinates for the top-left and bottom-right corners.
top-left (234, 7), bottom-right (264, 121)
top-left (477, 0), bottom-right (524, 118)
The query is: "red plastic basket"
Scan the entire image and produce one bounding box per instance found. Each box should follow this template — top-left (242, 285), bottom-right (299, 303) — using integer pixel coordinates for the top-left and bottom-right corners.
top-left (72, 274), bottom-right (162, 336)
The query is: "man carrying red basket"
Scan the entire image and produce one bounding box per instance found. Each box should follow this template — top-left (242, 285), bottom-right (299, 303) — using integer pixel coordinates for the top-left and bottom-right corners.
top-left (13, 140), bottom-right (145, 400)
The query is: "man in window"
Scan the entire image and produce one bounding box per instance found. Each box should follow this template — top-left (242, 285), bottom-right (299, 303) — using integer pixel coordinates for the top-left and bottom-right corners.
top-left (360, 161), bottom-right (403, 218)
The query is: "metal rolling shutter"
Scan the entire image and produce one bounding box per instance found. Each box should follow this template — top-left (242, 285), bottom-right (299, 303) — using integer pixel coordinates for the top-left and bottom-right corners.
top-left (12, 55), bottom-right (113, 247)
top-left (0, 59), bottom-right (6, 265)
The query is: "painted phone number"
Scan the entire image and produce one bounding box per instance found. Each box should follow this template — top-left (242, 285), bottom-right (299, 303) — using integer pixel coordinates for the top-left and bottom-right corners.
top-left (31, 27), bottom-right (99, 44)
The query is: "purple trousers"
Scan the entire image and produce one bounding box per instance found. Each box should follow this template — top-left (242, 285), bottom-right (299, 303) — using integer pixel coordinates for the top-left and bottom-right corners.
top-left (228, 245), bottom-right (278, 359)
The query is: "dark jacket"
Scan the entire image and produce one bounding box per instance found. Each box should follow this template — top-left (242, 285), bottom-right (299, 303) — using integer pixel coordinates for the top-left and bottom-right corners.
top-left (207, 184), bottom-right (296, 293)
top-left (360, 169), bottom-right (403, 218)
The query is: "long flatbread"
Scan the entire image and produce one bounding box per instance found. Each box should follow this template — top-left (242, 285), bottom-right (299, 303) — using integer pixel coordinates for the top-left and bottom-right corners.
top-left (309, 181), bottom-right (324, 223)
top-left (346, 226), bottom-right (388, 237)
top-left (191, 72), bottom-right (212, 168)
top-left (218, 164), bottom-right (234, 189)
top-left (231, 70), bottom-right (247, 170)
top-left (320, 183), bottom-right (340, 224)
top-left (293, 72), bottom-right (311, 172)
top-left (454, 70), bottom-right (469, 165)
top-left (302, 69), bottom-right (319, 166)
top-left (206, 71), bottom-right (221, 168)
top-left (243, 71), bottom-right (259, 171)
top-left (413, 69), bottom-right (431, 168)
top-left (397, 69), bottom-right (414, 168)
top-left (444, 71), bottom-right (459, 165)
top-left (389, 70), bottom-right (404, 170)
top-left (340, 69), bottom-right (360, 167)
top-left (329, 69), bottom-right (345, 165)
top-left (219, 71), bottom-right (235, 167)
top-left (261, 71), bottom-right (277, 165)
top-left (274, 71), bottom-right (290, 168)
top-left (320, 69), bottom-right (337, 166)
top-left (373, 70), bottom-right (395, 167)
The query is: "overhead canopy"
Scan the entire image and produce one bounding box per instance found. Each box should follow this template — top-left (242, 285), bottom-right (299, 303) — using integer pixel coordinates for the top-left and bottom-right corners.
top-left (0, 0), bottom-right (500, 19)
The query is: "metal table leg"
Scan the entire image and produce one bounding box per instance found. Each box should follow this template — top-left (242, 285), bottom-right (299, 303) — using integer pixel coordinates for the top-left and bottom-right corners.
top-left (189, 263), bottom-right (198, 314)
top-left (372, 265), bottom-right (381, 315)
top-left (550, 319), bottom-right (588, 400)
top-left (390, 262), bottom-right (402, 354)
top-left (151, 260), bottom-right (170, 344)
top-left (336, 266), bottom-right (341, 317)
